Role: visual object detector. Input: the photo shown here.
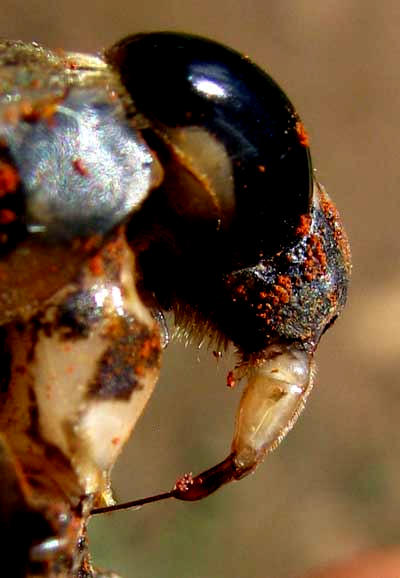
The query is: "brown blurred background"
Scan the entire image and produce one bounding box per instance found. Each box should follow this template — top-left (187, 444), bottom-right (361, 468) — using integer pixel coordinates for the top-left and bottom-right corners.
top-left (1, 1), bottom-right (399, 576)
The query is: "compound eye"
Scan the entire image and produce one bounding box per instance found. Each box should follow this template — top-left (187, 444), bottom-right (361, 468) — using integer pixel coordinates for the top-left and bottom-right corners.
top-left (107, 32), bottom-right (312, 258)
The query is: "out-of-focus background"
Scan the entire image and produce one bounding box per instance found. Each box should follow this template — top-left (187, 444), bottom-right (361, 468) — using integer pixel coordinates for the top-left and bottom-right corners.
top-left (2, 1), bottom-right (399, 577)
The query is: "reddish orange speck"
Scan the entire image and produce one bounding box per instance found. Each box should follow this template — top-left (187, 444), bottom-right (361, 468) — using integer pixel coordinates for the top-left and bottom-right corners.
top-left (20, 101), bottom-right (34, 119)
top-left (277, 275), bottom-right (292, 292)
top-left (295, 214), bottom-right (312, 237)
top-left (3, 105), bottom-right (20, 125)
top-left (295, 121), bottom-right (310, 147)
top-left (226, 371), bottom-right (236, 388)
top-left (139, 335), bottom-right (159, 359)
top-left (0, 162), bottom-right (19, 197)
top-left (73, 158), bottom-right (89, 177)
top-left (0, 209), bottom-right (16, 224)
top-left (89, 254), bottom-right (104, 276)
top-left (81, 235), bottom-right (102, 253)
top-left (30, 78), bottom-right (41, 90)
top-left (274, 285), bottom-right (290, 304)
top-left (66, 59), bottom-right (79, 70)
top-left (302, 233), bottom-right (328, 281)
top-left (135, 364), bottom-right (145, 376)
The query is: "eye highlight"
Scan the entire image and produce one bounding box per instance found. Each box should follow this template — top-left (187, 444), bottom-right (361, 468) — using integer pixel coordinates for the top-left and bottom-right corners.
top-left (191, 76), bottom-right (227, 99)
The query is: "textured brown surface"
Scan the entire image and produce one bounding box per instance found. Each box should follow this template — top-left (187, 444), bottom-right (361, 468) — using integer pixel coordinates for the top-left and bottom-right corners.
top-left (1, 2), bottom-right (398, 577)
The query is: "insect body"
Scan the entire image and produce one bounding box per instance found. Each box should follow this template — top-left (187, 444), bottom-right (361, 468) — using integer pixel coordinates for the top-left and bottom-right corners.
top-left (0, 33), bottom-right (350, 577)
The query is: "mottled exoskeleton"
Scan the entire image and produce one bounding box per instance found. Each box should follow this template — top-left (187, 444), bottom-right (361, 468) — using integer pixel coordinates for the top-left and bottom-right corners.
top-left (0, 33), bottom-right (350, 577)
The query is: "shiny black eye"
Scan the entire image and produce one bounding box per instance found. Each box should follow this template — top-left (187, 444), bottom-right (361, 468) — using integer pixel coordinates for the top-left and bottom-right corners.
top-left (107, 31), bottom-right (312, 260)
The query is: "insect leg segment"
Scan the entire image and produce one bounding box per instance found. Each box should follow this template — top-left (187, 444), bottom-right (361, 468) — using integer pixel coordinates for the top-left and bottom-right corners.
top-left (232, 345), bottom-right (313, 473)
top-left (173, 344), bottom-right (313, 500)
top-left (0, 230), bottom-right (161, 571)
